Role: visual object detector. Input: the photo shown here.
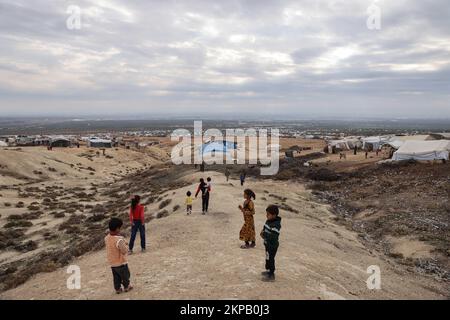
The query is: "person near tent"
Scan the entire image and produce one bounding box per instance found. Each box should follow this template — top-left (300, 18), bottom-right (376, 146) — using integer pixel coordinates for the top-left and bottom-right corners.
top-left (240, 170), bottom-right (246, 186)
top-left (225, 167), bottom-right (230, 182)
top-left (354, 145), bottom-right (357, 155)
top-left (239, 189), bottom-right (256, 249)
top-left (128, 195), bottom-right (146, 254)
top-left (195, 178), bottom-right (210, 214)
top-left (365, 151), bottom-right (368, 159)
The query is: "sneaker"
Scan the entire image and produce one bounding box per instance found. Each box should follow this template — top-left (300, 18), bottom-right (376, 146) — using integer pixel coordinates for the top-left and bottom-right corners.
top-left (141, 248), bottom-right (146, 252)
top-left (262, 273), bottom-right (275, 282)
top-left (249, 242), bottom-right (256, 248)
top-left (115, 288), bottom-right (123, 294)
top-left (261, 271), bottom-right (271, 276)
top-left (128, 250), bottom-right (133, 255)
top-left (124, 285), bottom-right (133, 292)
top-left (240, 244), bottom-right (250, 249)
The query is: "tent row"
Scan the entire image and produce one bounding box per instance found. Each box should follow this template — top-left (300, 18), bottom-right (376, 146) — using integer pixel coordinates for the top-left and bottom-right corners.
top-left (0, 135), bottom-right (115, 148)
top-left (326, 134), bottom-right (450, 161)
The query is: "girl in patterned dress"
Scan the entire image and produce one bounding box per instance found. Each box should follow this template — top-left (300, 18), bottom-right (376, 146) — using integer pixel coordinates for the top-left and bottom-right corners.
top-left (238, 189), bottom-right (256, 249)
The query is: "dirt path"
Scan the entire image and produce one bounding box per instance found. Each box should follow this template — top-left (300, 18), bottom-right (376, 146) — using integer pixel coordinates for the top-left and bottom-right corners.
top-left (1, 172), bottom-right (447, 299)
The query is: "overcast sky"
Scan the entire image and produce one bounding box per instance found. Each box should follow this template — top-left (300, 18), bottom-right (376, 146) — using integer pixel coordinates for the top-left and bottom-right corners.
top-left (0, 0), bottom-right (449, 118)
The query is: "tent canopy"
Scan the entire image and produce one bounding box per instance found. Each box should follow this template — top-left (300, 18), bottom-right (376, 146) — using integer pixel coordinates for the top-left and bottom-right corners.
top-left (362, 136), bottom-right (391, 150)
top-left (392, 140), bottom-right (450, 161)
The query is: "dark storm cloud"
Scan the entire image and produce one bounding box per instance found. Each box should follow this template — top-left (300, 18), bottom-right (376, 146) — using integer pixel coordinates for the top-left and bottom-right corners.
top-left (0, 0), bottom-right (449, 117)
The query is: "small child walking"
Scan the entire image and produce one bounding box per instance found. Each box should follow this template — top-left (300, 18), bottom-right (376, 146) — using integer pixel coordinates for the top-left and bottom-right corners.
top-left (105, 217), bottom-right (133, 294)
top-left (238, 189), bottom-right (256, 249)
top-left (186, 191), bottom-right (193, 215)
top-left (260, 205), bottom-right (282, 282)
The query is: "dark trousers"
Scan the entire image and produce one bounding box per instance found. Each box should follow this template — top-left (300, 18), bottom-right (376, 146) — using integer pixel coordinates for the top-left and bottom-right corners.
top-left (129, 220), bottom-right (146, 250)
top-left (202, 193), bottom-right (210, 212)
top-left (111, 264), bottom-right (130, 291)
top-left (265, 245), bottom-right (278, 274)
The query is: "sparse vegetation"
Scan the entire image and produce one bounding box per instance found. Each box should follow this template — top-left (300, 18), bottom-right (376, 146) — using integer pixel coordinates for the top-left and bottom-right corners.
top-left (158, 199), bottom-right (172, 209)
top-left (156, 210), bottom-right (169, 219)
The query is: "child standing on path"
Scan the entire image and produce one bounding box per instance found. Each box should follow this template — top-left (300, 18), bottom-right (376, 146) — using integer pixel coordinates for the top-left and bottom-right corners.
top-left (129, 195), bottom-right (146, 253)
top-left (186, 191), bottom-right (193, 215)
top-left (195, 178), bottom-right (210, 215)
top-left (240, 170), bottom-right (246, 186)
top-left (260, 205), bottom-right (282, 282)
top-left (225, 167), bottom-right (230, 182)
top-left (105, 218), bottom-right (133, 294)
top-left (238, 189), bottom-right (256, 249)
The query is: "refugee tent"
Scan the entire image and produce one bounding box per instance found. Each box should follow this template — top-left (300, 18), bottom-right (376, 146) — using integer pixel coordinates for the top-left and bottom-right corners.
top-left (16, 136), bottom-right (35, 146)
top-left (88, 138), bottom-right (112, 148)
top-left (385, 135), bottom-right (436, 150)
top-left (362, 136), bottom-right (391, 151)
top-left (345, 138), bottom-right (362, 149)
top-left (396, 135), bottom-right (434, 141)
top-left (35, 137), bottom-right (51, 146)
top-left (202, 140), bottom-right (237, 156)
top-left (430, 133), bottom-right (450, 140)
top-left (327, 140), bottom-right (350, 150)
top-left (392, 140), bottom-right (450, 161)
top-left (50, 137), bottom-right (71, 148)
top-left (0, 140), bottom-right (8, 147)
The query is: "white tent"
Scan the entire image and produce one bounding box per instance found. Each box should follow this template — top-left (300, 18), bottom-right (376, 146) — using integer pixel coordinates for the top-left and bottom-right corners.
top-left (392, 140), bottom-right (450, 161)
top-left (88, 138), bottom-right (112, 148)
top-left (0, 140), bottom-right (8, 147)
top-left (328, 140), bottom-right (350, 150)
top-left (362, 136), bottom-right (391, 151)
top-left (384, 135), bottom-right (435, 150)
top-left (383, 139), bottom-right (404, 150)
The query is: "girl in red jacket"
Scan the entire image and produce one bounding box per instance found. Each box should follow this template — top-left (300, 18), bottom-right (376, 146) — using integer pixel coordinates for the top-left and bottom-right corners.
top-left (128, 195), bottom-right (146, 253)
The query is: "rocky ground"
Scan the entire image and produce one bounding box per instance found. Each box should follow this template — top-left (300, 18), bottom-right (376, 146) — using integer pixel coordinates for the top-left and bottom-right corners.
top-left (1, 171), bottom-right (447, 299)
top-left (0, 143), bottom-right (448, 299)
top-left (308, 160), bottom-right (450, 282)
top-left (0, 145), bottom-right (173, 291)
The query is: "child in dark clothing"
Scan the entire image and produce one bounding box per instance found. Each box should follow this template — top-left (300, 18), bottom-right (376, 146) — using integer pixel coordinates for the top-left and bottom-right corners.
top-left (195, 178), bottom-right (210, 215)
top-left (260, 205), bottom-right (281, 281)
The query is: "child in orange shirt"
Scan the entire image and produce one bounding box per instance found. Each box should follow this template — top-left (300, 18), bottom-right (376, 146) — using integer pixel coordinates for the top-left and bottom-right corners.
top-left (105, 218), bottom-right (133, 294)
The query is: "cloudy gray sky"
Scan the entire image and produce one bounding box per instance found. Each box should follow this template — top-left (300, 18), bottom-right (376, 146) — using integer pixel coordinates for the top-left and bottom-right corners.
top-left (0, 0), bottom-right (449, 118)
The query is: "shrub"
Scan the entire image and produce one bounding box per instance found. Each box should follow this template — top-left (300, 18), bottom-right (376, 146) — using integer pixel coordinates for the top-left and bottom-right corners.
top-left (14, 240), bottom-right (38, 252)
top-left (15, 202), bottom-right (25, 208)
top-left (158, 199), bottom-right (172, 210)
top-left (4, 220), bottom-right (33, 228)
top-left (156, 210), bottom-right (169, 219)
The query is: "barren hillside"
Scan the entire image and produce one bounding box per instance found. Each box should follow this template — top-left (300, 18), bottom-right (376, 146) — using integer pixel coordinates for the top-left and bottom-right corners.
top-left (1, 171), bottom-right (447, 299)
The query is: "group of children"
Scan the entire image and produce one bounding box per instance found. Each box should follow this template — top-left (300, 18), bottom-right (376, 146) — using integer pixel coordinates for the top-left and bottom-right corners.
top-left (186, 177), bottom-right (212, 215)
top-left (104, 177), bottom-right (282, 294)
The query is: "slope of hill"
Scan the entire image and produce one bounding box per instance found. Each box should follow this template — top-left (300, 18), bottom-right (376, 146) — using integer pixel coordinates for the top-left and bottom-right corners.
top-left (1, 171), bottom-right (447, 299)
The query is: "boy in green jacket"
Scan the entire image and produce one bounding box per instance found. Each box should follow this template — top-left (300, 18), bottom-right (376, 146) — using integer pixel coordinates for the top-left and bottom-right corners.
top-left (260, 205), bottom-right (281, 282)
